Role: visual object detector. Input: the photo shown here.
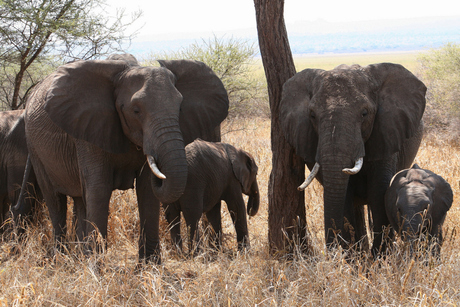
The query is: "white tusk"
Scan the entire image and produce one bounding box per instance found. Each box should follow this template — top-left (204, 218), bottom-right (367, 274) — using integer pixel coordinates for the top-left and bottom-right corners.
top-left (298, 162), bottom-right (320, 191)
top-left (342, 157), bottom-right (363, 175)
top-left (147, 155), bottom-right (166, 179)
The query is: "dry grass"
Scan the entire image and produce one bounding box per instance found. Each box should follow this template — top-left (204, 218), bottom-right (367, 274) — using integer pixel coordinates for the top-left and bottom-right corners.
top-left (1, 118), bottom-right (460, 306)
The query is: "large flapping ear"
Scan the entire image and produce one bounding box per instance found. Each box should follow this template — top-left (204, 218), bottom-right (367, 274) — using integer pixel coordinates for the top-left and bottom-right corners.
top-left (279, 69), bottom-right (324, 163)
top-left (158, 60), bottom-right (229, 145)
top-left (364, 63), bottom-right (426, 160)
top-left (44, 60), bottom-right (132, 154)
top-left (225, 144), bottom-right (258, 193)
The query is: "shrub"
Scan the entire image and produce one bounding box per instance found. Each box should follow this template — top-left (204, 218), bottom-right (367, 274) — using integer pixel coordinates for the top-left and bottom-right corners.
top-left (143, 35), bottom-right (269, 119)
top-left (417, 43), bottom-right (460, 133)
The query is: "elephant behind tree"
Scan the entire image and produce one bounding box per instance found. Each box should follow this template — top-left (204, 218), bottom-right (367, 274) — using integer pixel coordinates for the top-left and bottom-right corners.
top-left (280, 63), bottom-right (426, 255)
top-left (385, 164), bottom-right (453, 256)
top-left (0, 110), bottom-right (41, 230)
top-left (17, 54), bottom-right (229, 263)
top-left (163, 139), bottom-right (260, 253)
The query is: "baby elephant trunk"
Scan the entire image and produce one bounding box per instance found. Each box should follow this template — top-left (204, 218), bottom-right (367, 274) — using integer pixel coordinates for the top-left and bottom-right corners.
top-left (247, 180), bottom-right (260, 217)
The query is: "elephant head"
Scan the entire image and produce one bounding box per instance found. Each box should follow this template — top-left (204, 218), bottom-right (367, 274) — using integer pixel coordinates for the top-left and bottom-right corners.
top-left (226, 145), bottom-right (260, 216)
top-left (280, 63), bottom-right (426, 245)
top-left (43, 56), bottom-right (228, 204)
top-left (385, 164), bottom-right (453, 241)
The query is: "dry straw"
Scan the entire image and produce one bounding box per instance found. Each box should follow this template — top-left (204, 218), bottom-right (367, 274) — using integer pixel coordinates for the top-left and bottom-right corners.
top-left (1, 118), bottom-right (459, 306)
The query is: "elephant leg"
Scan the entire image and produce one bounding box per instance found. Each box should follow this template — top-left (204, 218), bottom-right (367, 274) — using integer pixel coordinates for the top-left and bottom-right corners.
top-left (181, 196), bottom-right (203, 255)
top-left (82, 182), bottom-right (112, 253)
top-left (205, 202), bottom-right (222, 249)
top-left (72, 197), bottom-right (86, 242)
top-left (367, 164), bottom-right (394, 257)
top-left (47, 193), bottom-right (68, 245)
top-left (226, 193), bottom-right (249, 250)
top-left (136, 171), bottom-right (161, 264)
top-left (163, 202), bottom-right (182, 250)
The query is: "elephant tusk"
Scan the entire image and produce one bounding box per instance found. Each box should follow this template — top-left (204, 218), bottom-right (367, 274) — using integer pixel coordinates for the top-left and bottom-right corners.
top-left (342, 157), bottom-right (364, 175)
top-left (147, 155), bottom-right (166, 179)
top-left (298, 162), bottom-right (320, 191)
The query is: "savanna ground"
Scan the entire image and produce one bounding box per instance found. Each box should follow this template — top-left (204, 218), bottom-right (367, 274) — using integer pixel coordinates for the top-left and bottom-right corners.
top-left (1, 52), bottom-right (460, 306)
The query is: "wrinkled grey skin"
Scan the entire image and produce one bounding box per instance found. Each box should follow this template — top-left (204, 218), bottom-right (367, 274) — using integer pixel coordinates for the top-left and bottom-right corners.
top-left (385, 164), bottom-right (453, 255)
top-left (0, 110), bottom-right (41, 229)
top-left (280, 63), bottom-right (426, 255)
top-left (163, 139), bottom-right (259, 252)
top-left (19, 54), bottom-right (228, 263)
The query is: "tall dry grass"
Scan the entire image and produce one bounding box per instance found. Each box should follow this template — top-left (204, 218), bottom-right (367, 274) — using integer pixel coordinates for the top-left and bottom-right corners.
top-left (1, 118), bottom-right (459, 306)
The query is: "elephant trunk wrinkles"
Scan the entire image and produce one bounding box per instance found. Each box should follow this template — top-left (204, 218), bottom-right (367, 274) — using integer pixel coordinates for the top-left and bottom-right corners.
top-left (146, 121), bottom-right (188, 204)
top-left (247, 180), bottom-right (260, 216)
top-left (321, 163), bottom-right (351, 247)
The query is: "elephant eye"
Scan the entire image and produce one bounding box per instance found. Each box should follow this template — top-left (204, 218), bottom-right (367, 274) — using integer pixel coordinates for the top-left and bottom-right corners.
top-left (310, 110), bottom-right (316, 119)
top-left (361, 109), bottom-right (368, 118)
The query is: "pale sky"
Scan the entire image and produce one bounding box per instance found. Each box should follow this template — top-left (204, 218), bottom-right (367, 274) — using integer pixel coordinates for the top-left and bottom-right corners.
top-left (107, 0), bottom-right (460, 39)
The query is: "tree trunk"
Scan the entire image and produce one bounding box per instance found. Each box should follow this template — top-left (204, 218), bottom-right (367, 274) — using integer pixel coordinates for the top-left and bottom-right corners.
top-left (253, 0), bottom-right (310, 254)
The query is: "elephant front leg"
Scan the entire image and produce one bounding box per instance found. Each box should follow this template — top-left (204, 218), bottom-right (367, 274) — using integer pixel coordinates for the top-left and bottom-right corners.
top-left (84, 185), bottom-right (112, 254)
top-left (226, 193), bottom-right (250, 250)
top-left (72, 197), bottom-right (86, 242)
top-left (367, 163), bottom-right (395, 257)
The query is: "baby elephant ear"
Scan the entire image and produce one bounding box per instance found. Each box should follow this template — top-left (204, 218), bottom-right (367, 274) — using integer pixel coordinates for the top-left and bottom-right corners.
top-left (158, 60), bottom-right (229, 144)
top-left (425, 170), bottom-right (454, 212)
top-left (44, 60), bottom-right (131, 153)
top-left (225, 144), bottom-right (258, 192)
top-left (364, 63), bottom-right (426, 160)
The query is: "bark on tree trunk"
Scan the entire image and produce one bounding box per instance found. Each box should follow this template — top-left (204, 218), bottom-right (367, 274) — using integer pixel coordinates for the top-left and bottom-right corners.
top-left (253, 0), bottom-right (310, 254)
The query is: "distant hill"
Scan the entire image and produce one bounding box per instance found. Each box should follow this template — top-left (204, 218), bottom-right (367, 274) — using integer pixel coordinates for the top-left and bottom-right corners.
top-left (128, 16), bottom-right (460, 57)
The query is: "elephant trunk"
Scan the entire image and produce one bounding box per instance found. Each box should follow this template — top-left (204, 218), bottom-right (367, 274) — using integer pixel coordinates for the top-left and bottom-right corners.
top-left (247, 180), bottom-right (260, 217)
top-left (146, 120), bottom-right (188, 204)
top-left (321, 161), bottom-right (352, 248)
top-left (401, 215), bottom-right (425, 241)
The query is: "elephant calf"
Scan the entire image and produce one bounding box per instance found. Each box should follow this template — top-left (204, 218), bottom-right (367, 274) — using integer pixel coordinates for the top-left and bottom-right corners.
top-left (163, 139), bottom-right (259, 253)
top-left (385, 164), bottom-right (453, 255)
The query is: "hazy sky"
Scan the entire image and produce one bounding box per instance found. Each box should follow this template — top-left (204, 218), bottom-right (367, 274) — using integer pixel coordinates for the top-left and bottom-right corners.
top-left (107, 0), bottom-right (459, 38)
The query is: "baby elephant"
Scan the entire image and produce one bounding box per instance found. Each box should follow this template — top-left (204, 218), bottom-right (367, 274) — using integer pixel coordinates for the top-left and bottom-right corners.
top-left (385, 164), bottom-right (453, 254)
top-left (163, 139), bottom-right (259, 252)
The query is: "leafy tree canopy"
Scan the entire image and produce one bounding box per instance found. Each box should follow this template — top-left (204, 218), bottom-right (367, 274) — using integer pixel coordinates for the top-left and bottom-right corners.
top-left (0, 0), bottom-right (142, 109)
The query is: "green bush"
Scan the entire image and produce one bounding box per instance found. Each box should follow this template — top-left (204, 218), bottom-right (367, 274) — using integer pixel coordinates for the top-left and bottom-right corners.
top-left (143, 36), bottom-right (269, 119)
top-left (417, 43), bottom-right (460, 132)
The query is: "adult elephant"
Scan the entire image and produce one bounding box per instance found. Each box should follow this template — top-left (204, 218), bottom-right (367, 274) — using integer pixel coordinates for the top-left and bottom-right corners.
top-left (279, 63), bottom-right (426, 255)
top-left (0, 110), bottom-right (41, 229)
top-left (18, 55), bottom-right (229, 263)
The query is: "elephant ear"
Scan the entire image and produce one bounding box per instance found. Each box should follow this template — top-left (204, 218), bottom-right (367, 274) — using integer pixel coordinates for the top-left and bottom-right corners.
top-left (226, 145), bottom-right (258, 192)
top-left (424, 170), bottom-right (453, 213)
top-left (44, 60), bottom-right (131, 153)
top-left (364, 63), bottom-right (427, 160)
top-left (279, 69), bottom-right (324, 163)
top-left (158, 60), bottom-right (229, 145)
